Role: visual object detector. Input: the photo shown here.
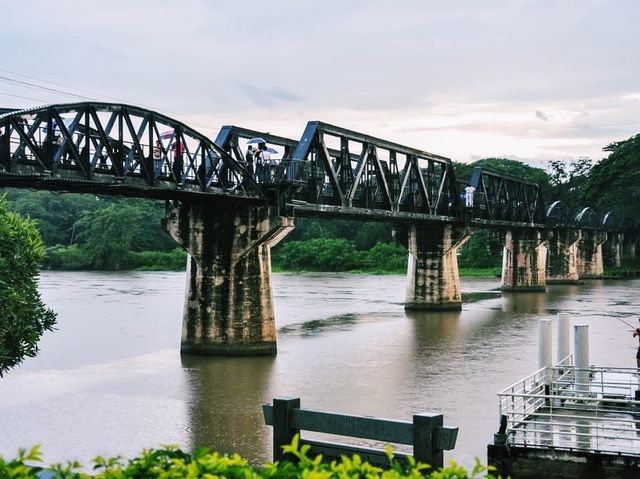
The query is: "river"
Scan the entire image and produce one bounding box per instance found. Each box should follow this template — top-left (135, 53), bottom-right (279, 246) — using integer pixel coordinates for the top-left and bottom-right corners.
top-left (0, 271), bottom-right (638, 469)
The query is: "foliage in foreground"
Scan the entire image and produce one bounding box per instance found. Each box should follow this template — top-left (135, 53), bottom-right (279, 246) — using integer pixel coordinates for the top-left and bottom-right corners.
top-left (0, 440), bottom-right (498, 479)
top-left (0, 196), bottom-right (56, 377)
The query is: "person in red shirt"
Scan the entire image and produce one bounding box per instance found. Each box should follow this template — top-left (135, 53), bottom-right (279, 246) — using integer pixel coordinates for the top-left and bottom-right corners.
top-left (633, 320), bottom-right (640, 368)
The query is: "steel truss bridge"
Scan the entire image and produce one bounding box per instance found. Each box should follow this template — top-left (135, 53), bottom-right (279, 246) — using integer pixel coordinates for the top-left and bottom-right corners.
top-left (0, 102), bottom-right (624, 232)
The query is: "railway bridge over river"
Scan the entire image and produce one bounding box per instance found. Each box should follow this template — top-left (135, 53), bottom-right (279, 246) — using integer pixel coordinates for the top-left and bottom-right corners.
top-left (0, 103), bottom-right (637, 355)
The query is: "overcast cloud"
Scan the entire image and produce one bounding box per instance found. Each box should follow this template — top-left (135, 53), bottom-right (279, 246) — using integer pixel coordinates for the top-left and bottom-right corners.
top-left (1, 0), bottom-right (639, 163)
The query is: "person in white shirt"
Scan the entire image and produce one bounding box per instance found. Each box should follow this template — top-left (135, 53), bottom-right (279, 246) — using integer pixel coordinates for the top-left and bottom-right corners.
top-left (464, 184), bottom-right (476, 207)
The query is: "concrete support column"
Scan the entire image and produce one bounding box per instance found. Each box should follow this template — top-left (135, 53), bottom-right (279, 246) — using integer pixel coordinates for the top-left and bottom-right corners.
top-left (163, 200), bottom-right (294, 356)
top-left (604, 232), bottom-right (623, 268)
top-left (622, 233), bottom-right (638, 261)
top-left (405, 224), bottom-right (470, 311)
top-left (545, 229), bottom-right (580, 284)
top-left (576, 230), bottom-right (607, 279)
top-left (500, 229), bottom-right (546, 291)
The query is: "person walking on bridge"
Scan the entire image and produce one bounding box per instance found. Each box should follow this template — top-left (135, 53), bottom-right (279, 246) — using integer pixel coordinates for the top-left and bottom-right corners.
top-left (245, 144), bottom-right (255, 178)
top-left (464, 184), bottom-right (476, 207)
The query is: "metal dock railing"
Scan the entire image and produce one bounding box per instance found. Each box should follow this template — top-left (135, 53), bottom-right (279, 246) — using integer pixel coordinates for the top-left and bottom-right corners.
top-left (498, 360), bottom-right (640, 456)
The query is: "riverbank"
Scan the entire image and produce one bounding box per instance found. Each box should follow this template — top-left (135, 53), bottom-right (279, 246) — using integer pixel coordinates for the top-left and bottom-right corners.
top-left (41, 246), bottom-right (501, 277)
top-left (41, 245), bottom-right (637, 279)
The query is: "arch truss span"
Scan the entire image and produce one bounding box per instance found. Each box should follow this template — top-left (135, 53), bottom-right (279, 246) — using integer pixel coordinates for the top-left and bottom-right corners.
top-left (286, 121), bottom-right (462, 221)
top-left (575, 207), bottom-right (601, 230)
top-left (546, 200), bottom-right (573, 227)
top-left (470, 167), bottom-right (546, 227)
top-left (0, 102), bottom-right (262, 200)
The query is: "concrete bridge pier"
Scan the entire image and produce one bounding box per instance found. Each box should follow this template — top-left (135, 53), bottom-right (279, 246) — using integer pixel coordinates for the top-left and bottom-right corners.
top-left (603, 232), bottom-right (623, 268)
top-left (576, 230), bottom-right (607, 279)
top-left (621, 233), bottom-right (638, 261)
top-left (546, 229), bottom-right (580, 284)
top-left (405, 224), bottom-right (471, 311)
top-left (501, 229), bottom-right (546, 291)
top-left (163, 200), bottom-right (294, 356)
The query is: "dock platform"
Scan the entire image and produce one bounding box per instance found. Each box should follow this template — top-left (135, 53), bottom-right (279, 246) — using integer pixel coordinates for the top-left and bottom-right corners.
top-left (488, 363), bottom-right (640, 478)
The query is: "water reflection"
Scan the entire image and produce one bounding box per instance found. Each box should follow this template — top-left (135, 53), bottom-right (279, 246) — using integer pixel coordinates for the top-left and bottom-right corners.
top-left (0, 273), bottom-right (637, 471)
top-left (500, 291), bottom-right (548, 314)
top-left (181, 355), bottom-right (274, 462)
top-left (279, 313), bottom-right (358, 337)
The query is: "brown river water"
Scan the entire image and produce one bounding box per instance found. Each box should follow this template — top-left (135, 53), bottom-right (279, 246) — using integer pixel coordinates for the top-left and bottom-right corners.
top-left (0, 272), bottom-right (638, 469)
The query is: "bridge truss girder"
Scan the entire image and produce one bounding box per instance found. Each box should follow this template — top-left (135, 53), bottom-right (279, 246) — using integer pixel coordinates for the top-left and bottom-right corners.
top-left (288, 121), bottom-right (463, 221)
top-left (0, 102), bottom-right (262, 200)
top-left (470, 168), bottom-right (546, 226)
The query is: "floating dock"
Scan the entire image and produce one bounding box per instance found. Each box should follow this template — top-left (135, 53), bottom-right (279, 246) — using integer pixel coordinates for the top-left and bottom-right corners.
top-left (488, 317), bottom-right (640, 478)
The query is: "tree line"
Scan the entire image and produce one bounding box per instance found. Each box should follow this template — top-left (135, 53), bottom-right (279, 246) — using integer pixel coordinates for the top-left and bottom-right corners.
top-left (1, 132), bottom-right (637, 273)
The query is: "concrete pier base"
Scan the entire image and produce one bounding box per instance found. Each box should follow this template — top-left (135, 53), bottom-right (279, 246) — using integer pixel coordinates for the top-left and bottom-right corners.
top-left (546, 229), bottom-right (580, 284)
top-left (163, 200), bottom-right (294, 356)
top-left (488, 444), bottom-right (640, 479)
top-left (577, 230), bottom-right (606, 279)
top-left (405, 224), bottom-right (470, 311)
top-left (501, 229), bottom-right (546, 291)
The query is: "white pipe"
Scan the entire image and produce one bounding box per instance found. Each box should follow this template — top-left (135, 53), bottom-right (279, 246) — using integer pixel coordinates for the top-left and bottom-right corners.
top-left (574, 324), bottom-right (590, 394)
top-left (557, 313), bottom-right (571, 364)
top-left (538, 319), bottom-right (553, 385)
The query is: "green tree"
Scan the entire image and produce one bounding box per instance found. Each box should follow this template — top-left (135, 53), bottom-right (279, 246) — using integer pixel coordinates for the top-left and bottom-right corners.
top-left (546, 157), bottom-right (592, 211)
top-left (458, 230), bottom-right (503, 269)
top-left (74, 202), bottom-right (148, 269)
top-left (582, 134), bottom-right (640, 227)
top-left (0, 196), bottom-right (56, 376)
top-left (3, 189), bottom-right (101, 246)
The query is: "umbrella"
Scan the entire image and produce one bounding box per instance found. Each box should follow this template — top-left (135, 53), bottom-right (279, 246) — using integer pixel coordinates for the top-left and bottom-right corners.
top-left (267, 147), bottom-right (279, 154)
top-left (160, 130), bottom-right (174, 140)
top-left (247, 137), bottom-right (266, 145)
top-left (43, 117), bottom-right (74, 134)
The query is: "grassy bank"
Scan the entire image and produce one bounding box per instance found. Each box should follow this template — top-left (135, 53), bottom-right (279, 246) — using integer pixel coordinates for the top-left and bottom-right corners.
top-left (41, 242), bottom-right (501, 277)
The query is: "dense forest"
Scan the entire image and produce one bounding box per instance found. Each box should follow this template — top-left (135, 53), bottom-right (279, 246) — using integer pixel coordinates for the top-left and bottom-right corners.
top-left (1, 133), bottom-right (638, 273)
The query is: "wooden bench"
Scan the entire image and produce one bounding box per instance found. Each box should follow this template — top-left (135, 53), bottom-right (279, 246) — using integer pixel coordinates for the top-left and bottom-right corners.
top-left (263, 397), bottom-right (458, 469)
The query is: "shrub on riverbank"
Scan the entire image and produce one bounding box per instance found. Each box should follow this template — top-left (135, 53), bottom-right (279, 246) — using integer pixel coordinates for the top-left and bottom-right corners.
top-left (0, 197), bottom-right (57, 376)
top-left (41, 246), bottom-right (187, 271)
top-left (272, 239), bottom-right (407, 273)
top-left (1, 442), bottom-right (498, 479)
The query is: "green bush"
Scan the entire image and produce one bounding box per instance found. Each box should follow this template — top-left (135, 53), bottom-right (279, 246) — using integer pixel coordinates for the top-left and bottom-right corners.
top-left (129, 248), bottom-right (187, 271)
top-left (0, 196), bottom-right (57, 376)
top-left (42, 246), bottom-right (187, 271)
top-left (273, 238), bottom-right (360, 271)
top-left (0, 439), bottom-right (498, 479)
top-left (364, 242), bottom-right (407, 273)
top-left (42, 245), bottom-right (91, 270)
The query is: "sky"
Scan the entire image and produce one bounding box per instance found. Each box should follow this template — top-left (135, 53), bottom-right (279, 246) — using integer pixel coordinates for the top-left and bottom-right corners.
top-left (1, 0), bottom-right (639, 166)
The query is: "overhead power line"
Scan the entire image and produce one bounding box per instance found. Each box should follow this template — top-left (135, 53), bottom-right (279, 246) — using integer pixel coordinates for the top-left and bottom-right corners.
top-left (0, 69), bottom-right (217, 134)
top-left (0, 90), bottom-right (51, 103)
top-left (0, 75), bottom-right (93, 100)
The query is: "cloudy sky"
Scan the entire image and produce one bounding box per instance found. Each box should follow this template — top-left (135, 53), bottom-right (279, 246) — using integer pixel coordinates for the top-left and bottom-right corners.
top-left (1, 0), bottom-right (639, 165)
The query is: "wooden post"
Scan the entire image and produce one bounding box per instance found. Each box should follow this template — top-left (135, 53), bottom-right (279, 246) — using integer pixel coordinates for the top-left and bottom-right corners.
top-left (413, 412), bottom-right (443, 469)
top-left (273, 397), bottom-right (301, 462)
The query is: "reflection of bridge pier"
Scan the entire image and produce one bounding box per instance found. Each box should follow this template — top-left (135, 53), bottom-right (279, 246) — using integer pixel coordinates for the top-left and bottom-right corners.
top-left (500, 228), bottom-right (546, 291)
top-left (180, 355), bottom-right (274, 459)
top-left (164, 200), bottom-right (293, 355)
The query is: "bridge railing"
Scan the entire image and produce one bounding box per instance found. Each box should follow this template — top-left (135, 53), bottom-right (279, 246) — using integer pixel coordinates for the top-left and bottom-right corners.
top-left (498, 365), bottom-right (640, 456)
